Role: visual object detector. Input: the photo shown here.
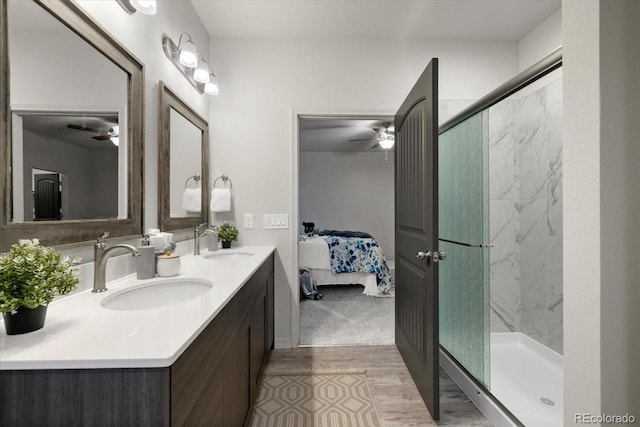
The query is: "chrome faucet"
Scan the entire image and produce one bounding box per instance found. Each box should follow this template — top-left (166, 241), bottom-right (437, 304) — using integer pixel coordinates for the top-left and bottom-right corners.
top-left (194, 223), bottom-right (218, 255)
top-left (93, 232), bottom-right (140, 293)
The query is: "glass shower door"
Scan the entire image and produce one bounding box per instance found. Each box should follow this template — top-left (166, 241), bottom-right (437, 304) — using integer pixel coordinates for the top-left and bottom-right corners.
top-left (438, 111), bottom-right (490, 387)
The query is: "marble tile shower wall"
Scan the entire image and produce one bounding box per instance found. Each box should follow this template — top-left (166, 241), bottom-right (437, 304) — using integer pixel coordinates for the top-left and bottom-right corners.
top-left (488, 78), bottom-right (563, 354)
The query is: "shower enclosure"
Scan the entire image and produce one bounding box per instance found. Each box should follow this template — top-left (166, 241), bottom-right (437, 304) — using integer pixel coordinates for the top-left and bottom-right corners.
top-left (438, 50), bottom-right (563, 427)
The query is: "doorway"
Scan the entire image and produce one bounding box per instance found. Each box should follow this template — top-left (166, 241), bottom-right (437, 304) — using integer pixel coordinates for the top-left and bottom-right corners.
top-left (295, 114), bottom-right (396, 347)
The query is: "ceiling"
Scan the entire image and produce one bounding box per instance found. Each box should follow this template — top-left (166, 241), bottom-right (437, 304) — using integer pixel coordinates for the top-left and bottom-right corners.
top-left (191, 0), bottom-right (560, 41)
top-left (300, 118), bottom-right (394, 152)
top-left (193, 0), bottom-right (560, 152)
top-left (21, 114), bottom-right (119, 151)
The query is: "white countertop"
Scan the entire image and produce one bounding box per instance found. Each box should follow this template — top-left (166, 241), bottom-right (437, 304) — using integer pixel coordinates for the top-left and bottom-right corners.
top-left (0, 246), bottom-right (275, 370)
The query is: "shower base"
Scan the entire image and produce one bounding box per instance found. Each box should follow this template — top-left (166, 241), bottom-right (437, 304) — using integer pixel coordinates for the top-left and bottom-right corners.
top-left (490, 332), bottom-right (563, 427)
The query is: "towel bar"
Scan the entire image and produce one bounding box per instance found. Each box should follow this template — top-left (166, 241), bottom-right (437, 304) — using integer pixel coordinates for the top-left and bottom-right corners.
top-left (185, 174), bottom-right (201, 188)
top-left (213, 174), bottom-right (233, 190)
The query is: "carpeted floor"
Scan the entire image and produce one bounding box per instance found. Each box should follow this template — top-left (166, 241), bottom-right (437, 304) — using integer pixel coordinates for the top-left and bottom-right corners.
top-left (250, 370), bottom-right (382, 427)
top-left (300, 285), bottom-right (394, 346)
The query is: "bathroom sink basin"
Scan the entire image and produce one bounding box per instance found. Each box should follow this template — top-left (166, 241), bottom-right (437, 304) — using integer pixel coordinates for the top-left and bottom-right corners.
top-left (202, 252), bottom-right (254, 260)
top-left (101, 278), bottom-right (213, 311)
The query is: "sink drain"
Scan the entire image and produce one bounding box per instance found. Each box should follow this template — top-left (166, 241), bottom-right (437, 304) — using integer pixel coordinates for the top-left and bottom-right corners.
top-left (539, 397), bottom-right (555, 407)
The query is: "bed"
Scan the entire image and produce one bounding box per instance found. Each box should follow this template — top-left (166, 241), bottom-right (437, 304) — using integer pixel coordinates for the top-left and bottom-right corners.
top-left (298, 232), bottom-right (391, 296)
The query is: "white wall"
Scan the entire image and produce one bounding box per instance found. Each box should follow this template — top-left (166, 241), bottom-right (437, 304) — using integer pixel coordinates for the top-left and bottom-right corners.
top-left (299, 151), bottom-right (395, 259)
top-left (208, 36), bottom-right (518, 347)
top-left (518, 8), bottom-right (562, 71)
top-left (563, 1), bottom-right (601, 421)
top-left (599, 0), bottom-right (640, 418)
top-left (563, 0), bottom-right (640, 422)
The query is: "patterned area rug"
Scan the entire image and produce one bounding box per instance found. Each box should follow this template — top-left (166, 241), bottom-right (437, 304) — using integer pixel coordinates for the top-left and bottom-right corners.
top-left (250, 369), bottom-right (381, 427)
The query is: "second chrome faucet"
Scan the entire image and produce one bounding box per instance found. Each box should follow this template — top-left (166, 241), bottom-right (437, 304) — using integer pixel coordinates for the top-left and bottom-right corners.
top-left (194, 223), bottom-right (218, 255)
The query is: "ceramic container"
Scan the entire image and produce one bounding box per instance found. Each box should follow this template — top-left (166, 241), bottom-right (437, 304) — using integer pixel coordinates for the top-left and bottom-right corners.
top-left (156, 253), bottom-right (181, 277)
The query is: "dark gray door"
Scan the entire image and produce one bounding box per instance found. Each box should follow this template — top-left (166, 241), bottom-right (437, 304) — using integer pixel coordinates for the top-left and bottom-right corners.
top-left (34, 173), bottom-right (61, 221)
top-left (394, 58), bottom-right (439, 420)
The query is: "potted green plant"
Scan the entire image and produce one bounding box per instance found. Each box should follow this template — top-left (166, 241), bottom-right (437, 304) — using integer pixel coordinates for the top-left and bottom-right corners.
top-left (215, 222), bottom-right (239, 249)
top-left (0, 239), bottom-right (79, 335)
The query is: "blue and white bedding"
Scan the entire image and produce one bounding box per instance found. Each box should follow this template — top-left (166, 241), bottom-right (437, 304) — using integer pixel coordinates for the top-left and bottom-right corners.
top-left (325, 236), bottom-right (391, 295)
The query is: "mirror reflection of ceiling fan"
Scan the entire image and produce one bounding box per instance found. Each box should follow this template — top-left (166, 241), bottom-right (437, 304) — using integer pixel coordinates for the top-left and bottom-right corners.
top-left (348, 122), bottom-right (395, 149)
top-left (67, 124), bottom-right (120, 146)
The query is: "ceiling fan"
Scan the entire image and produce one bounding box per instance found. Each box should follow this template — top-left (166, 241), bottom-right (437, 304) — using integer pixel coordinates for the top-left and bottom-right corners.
top-left (67, 124), bottom-right (120, 145)
top-left (348, 122), bottom-right (395, 149)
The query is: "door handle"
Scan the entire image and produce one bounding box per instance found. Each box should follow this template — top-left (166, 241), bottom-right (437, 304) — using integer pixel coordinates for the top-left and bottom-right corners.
top-left (417, 250), bottom-right (447, 262)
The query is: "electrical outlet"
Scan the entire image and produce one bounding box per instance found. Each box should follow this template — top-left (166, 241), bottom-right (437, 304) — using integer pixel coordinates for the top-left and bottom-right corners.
top-left (244, 213), bottom-right (254, 229)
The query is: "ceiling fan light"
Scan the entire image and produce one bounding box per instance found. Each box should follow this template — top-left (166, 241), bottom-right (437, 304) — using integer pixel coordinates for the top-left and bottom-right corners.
top-left (379, 138), bottom-right (395, 150)
top-left (111, 136), bottom-right (120, 147)
top-left (179, 40), bottom-right (198, 68)
top-left (205, 74), bottom-right (219, 95)
top-left (193, 61), bottom-right (210, 83)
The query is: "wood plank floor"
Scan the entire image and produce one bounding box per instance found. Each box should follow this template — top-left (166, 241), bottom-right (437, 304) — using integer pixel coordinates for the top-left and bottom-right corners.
top-left (261, 345), bottom-right (492, 426)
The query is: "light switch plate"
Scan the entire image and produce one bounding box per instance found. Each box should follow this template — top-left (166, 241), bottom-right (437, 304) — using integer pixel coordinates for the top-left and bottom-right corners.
top-left (263, 214), bottom-right (288, 229)
top-left (243, 214), bottom-right (254, 229)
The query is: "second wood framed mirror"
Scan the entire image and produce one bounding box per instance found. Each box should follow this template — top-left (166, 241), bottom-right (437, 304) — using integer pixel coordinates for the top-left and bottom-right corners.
top-left (158, 82), bottom-right (209, 231)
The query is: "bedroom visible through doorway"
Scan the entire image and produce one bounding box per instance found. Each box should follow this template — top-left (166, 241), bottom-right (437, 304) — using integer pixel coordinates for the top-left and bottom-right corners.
top-left (297, 116), bottom-right (395, 346)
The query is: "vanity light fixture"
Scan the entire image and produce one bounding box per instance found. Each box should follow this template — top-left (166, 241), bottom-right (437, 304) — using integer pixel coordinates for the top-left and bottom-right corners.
top-left (116, 0), bottom-right (157, 15)
top-left (162, 33), bottom-right (219, 95)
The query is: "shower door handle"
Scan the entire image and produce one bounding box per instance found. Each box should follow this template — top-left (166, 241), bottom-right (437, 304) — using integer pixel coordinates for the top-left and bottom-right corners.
top-left (417, 250), bottom-right (447, 262)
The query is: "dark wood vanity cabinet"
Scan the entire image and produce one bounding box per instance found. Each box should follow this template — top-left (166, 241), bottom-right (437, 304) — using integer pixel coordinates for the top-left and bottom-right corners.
top-left (0, 255), bottom-right (275, 427)
top-left (171, 253), bottom-right (274, 427)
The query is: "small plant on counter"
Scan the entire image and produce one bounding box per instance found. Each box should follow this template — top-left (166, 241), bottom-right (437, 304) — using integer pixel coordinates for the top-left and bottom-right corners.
top-left (0, 239), bottom-right (79, 334)
top-left (215, 222), bottom-right (239, 248)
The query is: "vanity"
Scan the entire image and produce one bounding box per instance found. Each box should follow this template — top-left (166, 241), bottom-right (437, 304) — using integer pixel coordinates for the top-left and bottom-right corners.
top-left (0, 247), bottom-right (275, 427)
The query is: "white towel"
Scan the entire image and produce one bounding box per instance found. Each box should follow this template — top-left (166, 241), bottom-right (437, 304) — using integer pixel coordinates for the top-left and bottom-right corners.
top-left (211, 188), bottom-right (231, 212)
top-left (181, 188), bottom-right (201, 212)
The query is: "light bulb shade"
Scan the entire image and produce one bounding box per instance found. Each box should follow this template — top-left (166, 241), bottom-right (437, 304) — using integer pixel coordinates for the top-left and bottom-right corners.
top-left (111, 136), bottom-right (120, 147)
top-left (193, 62), bottom-right (210, 83)
top-left (379, 138), bottom-right (395, 150)
top-left (205, 75), bottom-right (219, 95)
top-left (179, 40), bottom-right (198, 68)
top-left (130, 0), bottom-right (156, 14)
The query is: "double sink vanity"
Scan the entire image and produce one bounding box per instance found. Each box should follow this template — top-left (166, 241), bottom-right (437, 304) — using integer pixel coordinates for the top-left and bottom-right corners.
top-left (0, 246), bottom-right (275, 426)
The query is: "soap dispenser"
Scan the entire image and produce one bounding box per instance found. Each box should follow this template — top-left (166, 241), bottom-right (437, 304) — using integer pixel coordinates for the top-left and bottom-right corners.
top-left (136, 234), bottom-right (156, 279)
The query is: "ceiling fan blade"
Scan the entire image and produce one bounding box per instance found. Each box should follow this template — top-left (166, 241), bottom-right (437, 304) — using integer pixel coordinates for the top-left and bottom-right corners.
top-left (371, 142), bottom-right (380, 149)
top-left (67, 124), bottom-right (107, 134)
top-left (92, 135), bottom-right (113, 141)
top-left (348, 138), bottom-right (373, 142)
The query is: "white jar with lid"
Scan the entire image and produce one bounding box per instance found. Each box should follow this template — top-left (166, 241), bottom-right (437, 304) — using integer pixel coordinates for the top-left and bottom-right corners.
top-left (156, 253), bottom-right (181, 277)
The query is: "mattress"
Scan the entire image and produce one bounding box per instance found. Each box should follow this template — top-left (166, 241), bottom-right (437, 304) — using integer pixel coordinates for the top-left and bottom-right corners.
top-left (298, 236), bottom-right (378, 295)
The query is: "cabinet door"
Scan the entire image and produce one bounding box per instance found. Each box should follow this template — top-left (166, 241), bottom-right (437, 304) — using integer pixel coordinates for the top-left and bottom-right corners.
top-left (267, 273), bottom-right (274, 351)
top-left (178, 365), bottom-right (224, 426)
top-left (250, 286), bottom-right (267, 402)
top-left (224, 315), bottom-right (251, 426)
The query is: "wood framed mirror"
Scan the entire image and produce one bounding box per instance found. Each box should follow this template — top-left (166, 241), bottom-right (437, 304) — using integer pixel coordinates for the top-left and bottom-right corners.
top-left (0, 0), bottom-right (144, 252)
top-left (158, 82), bottom-right (209, 231)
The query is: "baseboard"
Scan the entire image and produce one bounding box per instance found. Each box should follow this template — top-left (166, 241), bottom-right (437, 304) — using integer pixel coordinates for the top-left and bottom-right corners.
top-left (439, 347), bottom-right (523, 427)
top-left (274, 338), bottom-right (292, 349)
